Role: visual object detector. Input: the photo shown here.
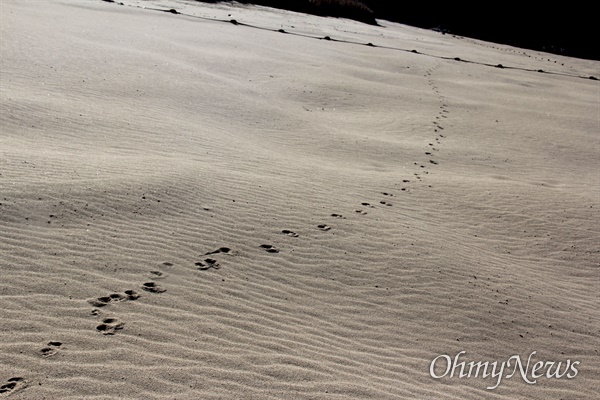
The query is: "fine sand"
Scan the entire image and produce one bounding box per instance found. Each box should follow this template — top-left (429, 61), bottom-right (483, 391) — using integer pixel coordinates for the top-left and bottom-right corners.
top-left (1, 1), bottom-right (598, 399)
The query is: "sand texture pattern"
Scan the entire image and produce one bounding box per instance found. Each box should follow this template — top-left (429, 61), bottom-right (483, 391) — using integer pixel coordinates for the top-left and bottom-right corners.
top-left (1, 1), bottom-right (598, 399)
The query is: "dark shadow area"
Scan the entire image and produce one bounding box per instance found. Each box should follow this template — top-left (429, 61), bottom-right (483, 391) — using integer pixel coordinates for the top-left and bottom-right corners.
top-left (195, 1), bottom-right (599, 61)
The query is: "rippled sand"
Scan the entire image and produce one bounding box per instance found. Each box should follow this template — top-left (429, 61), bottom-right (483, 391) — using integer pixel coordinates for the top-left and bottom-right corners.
top-left (1, 1), bottom-right (598, 398)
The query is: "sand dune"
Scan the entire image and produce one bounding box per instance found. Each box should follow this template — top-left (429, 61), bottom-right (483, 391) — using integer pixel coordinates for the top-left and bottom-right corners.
top-left (1, 1), bottom-right (598, 399)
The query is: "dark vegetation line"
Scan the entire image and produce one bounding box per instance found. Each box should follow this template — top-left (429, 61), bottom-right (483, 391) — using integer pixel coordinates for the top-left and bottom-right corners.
top-left (194, 0), bottom-right (599, 62)
top-left (100, 0), bottom-right (598, 81)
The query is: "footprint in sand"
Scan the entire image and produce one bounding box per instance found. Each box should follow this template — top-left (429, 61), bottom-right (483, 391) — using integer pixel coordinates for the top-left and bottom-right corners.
top-left (195, 258), bottom-right (220, 270)
top-left (260, 244), bottom-right (279, 253)
top-left (40, 341), bottom-right (62, 357)
top-left (96, 317), bottom-right (125, 335)
top-left (355, 209), bottom-right (368, 215)
top-left (150, 270), bottom-right (167, 279)
top-left (88, 296), bottom-right (112, 308)
top-left (330, 213), bottom-right (345, 219)
top-left (318, 224), bottom-right (331, 231)
top-left (281, 229), bottom-right (299, 237)
top-left (361, 202), bottom-right (375, 208)
top-left (205, 247), bottom-right (231, 255)
top-left (380, 201), bottom-right (393, 206)
top-left (87, 290), bottom-right (140, 307)
top-left (430, 160), bottom-right (439, 165)
top-left (382, 192), bottom-right (393, 196)
top-left (141, 282), bottom-right (166, 293)
top-left (0, 377), bottom-right (27, 394)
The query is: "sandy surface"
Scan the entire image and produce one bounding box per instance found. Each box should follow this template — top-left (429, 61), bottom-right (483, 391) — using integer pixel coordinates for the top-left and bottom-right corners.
top-left (1, 0), bottom-right (598, 399)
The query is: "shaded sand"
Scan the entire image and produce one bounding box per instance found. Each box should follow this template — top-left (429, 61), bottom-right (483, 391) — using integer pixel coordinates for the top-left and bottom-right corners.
top-left (1, 0), bottom-right (598, 399)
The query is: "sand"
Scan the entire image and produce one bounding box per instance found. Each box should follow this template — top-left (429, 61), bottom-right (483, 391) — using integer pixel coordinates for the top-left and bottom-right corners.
top-left (1, 0), bottom-right (598, 399)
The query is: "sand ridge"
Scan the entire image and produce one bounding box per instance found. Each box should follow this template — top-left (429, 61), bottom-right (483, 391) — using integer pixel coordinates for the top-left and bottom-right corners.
top-left (1, 0), bottom-right (599, 399)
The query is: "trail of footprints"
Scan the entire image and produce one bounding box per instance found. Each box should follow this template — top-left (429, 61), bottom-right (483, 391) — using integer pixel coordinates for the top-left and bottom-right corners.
top-left (243, 75), bottom-right (448, 255)
top-left (12, 62), bottom-right (452, 396)
top-left (83, 273), bottom-right (167, 338)
top-left (190, 67), bottom-right (449, 268)
top-left (190, 65), bottom-right (450, 267)
top-left (249, 65), bottom-right (449, 261)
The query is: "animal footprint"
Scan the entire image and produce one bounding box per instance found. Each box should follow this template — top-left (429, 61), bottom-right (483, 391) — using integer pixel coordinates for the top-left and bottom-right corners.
top-left (124, 290), bottom-right (140, 300)
top-left (0, 377), bottom-right (27, 394)
top-left (88, 290), bottom-right (140, 307)
top-left (150, 270), bottom-right (167, 279)
top-left (260, 244), bottom-right (279, 253)
top-left (355, 209), bottom-right (368, 215)
top-left (88, 296), bottom-right (112, 307)
top-left (40, 341), bottom-right (62, 357)
top-left (380, 201), bottom-right (393, 206)
top-left (361, 202), bottom-right (375, 208)
top-left (381, 192), bottom-right (393, 196)
top-left (281, 230), bottom-right (299, 237)
top-left (331, 213), bottom-right (345, 219)
top-left (141, 282), bottom-right (166, 293)
top-left (205, 247), bottom-right (231, 255)
top-left (96, 318), bottom-right (125, 335)
top-left (195, 258), bottom-right (220, 270)
top-left (318, 224), bottom-right (331, 231)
